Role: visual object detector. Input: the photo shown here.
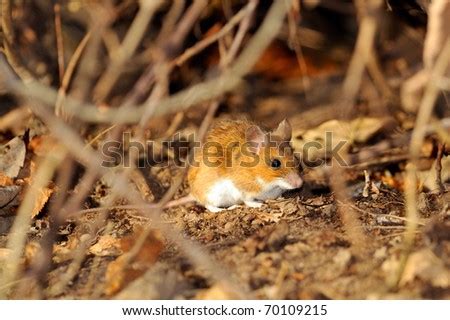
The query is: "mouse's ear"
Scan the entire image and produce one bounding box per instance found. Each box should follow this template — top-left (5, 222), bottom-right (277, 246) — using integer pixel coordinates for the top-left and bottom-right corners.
top-left (245, 125), bottom-right (266, 154)
top-left (273, 118), bottom-right (292, 141)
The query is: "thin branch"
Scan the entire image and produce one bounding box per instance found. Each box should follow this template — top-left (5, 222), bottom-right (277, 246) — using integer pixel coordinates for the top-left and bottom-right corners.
top-left (287, 3), bottom-right (312, 103)
top-left (164, 0), bottom-right (209, 58)
top-left (329, 157), bottom-right (370, 255)
top-left (435, 142), bottom-right (445, 193)
top-left (1, 0), bottom-right (34, 81)
top-left (93, 0), bottom-right (165, 102)
top-left (108, 101), bottom-right (220, 298)
top-left (221, 0), bottom-right (258, 67)
top-left (1, 0), bottom-right (14, 45)
top-left (25, 157), bottom-right (75, 294)
top-left (0, 149), bottom-right (66, 298)
top-left (54, 2), bottom-right (65, 83)
top-left (55, 32), bottom-right (91, 118)
top-left (173, 4), bottom-right (250, 67)
top-left (392, 39), bottom-right (450, 288)
top-left (17, 93), bottom-right (250, 297)
top-left (341, 0), bottom-right (383, 117)
top-left (156, 0), bottom-right (186, 45)
top-left (0, 0), bottom-right (289, 125)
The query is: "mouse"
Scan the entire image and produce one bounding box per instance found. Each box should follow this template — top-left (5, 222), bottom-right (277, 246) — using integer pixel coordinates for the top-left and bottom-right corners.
top-left (186, 118), bottom-right (303, 212)
top-left (81, 119), bottom-right (303, 215)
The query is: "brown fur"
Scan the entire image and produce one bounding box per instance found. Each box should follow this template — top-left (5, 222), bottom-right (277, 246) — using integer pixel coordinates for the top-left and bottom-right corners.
top-left (188, 119), bottom-right (300, 204)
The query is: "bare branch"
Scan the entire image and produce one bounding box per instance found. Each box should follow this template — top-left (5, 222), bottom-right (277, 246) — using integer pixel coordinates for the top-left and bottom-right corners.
top-left (93, 0), bottom-right (165, 102)
top-left (0, 0), bottom-right (289, 124)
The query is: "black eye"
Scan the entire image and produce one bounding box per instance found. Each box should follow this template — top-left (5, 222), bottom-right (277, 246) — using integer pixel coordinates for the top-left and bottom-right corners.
top-left (271, 159), bottom-right (282, 169)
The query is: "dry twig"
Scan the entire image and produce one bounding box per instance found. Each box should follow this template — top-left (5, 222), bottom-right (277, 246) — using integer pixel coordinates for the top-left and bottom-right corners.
top-left (341, 0), bottom-right (383, 116)
top-left (93, 0), bottom-right (165, 102)
top-left (0, 148), bottom-right (66, 298)
top-left (393, 39), bottom-right (450, 288)
top-left (0, 0), bottom-right (289, 124)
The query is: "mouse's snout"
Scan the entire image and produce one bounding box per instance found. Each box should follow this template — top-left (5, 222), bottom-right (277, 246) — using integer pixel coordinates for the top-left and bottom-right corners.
top-left (285, 172), bottom-right (303, 189)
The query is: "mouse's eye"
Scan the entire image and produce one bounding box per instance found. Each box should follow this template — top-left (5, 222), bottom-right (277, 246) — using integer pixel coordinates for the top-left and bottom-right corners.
top-left (271, 159), bottom-right (282, 169)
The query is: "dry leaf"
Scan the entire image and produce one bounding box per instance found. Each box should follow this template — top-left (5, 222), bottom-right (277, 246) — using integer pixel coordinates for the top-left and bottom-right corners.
top-left (52, 234), bottom-right (81, 264)
top-left (104, 229), bottom-right (164, 296)
top-left (254, 211), bottom-right (283, 224)
top-left (28, 135), bottom-right (60, 157)
top-left (114, 264), bottom-right (178, 299)
top-left (89, 235), bottom-right (122, 257)
top-left (0, 185), bottom-right (21, 213)
top-left (104, 255), bottom-right (129, 296)
top-left (0, 172), bottom-right (14, 186)
top-left (24, 241), bottom-right (41, 266)
top-left (292, 117), bottom-right (394, 160)
top-left (0, 136), bottom-right (26, 178)
top-left (30, 186), bottom-right (53, 218)
top-left (416, 156), bottom-right (450, 190)
top-left (17, 158), bottom-right (55, 218)
top-left (400, 249), bottom-right (450, 288)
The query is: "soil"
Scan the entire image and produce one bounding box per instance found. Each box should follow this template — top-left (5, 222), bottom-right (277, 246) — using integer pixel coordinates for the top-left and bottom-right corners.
top-left (37, 148), bottom-right (449, 300)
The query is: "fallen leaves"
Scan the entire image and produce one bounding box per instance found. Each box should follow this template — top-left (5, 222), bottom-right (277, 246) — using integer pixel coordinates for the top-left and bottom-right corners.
top-left (382, 248), bottom-right (450, 290)
top-left (0, 136), bottom-right (26, 178)
top-left (89, 235), bottom-right (122, 257)
top-left (0, 135), bottom-right (57, 217)
top-left (0, 137), bottom-right (26, 214)
top-left (243, 221), bottom-right (290, 256)
top-left (103, 228), bottom-right (165, 296)
top-left (0, 185), bottom-right (21, 214)
top-left (400, 249), bottom-right (450, 288)
top-left (292, 117), bottom-right (395, 161)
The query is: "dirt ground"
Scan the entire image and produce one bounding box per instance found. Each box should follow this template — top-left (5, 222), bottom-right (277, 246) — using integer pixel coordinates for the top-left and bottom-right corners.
top-left (15, 92), bottom-right (445, 299)
top-left (33, 161), bottom-right (448, 299)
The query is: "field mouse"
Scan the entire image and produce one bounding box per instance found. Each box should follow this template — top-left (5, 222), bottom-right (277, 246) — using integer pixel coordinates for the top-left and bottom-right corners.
top-left (187, 119), bottom-right (303, 212)
top-left (84, 119), bottom-right (303, 214)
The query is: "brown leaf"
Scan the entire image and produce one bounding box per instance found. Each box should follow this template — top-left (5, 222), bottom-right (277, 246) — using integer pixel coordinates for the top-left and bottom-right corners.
top-left (292, 117), bottom-right (395, 160)
top-left (400, 249), bottom-right (450, 288)
top-left (0, 185), bottom-right (21, 212)
top-left (24, 241), bottom-right (41, 267)
top-left (17, 158), bottom-right (54, 218)
top-left (28, 135), bottom-right (60, 157)
top-left (0, 136), bottom-right (26, 178)
top-left (89, 235), bottom-right (122, 257)
top-left (104, 229), bottom-right (164, 296)
top-left (0, 172), bottom-right (14, 186)
top-left (21, 184), bottom-right (53, 218)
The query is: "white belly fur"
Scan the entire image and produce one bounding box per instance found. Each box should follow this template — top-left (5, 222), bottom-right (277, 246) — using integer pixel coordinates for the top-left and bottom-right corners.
top-left (255, 185), bottom-right (284, 200)
top-left (255, 177), bottom-right (289, 200)
top-left (206, 179), bottom-right (243, 208)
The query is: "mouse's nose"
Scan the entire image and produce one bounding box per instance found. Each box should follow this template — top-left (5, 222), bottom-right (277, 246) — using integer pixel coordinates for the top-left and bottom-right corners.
top-left (286, 172), bottom-right (303, 189)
